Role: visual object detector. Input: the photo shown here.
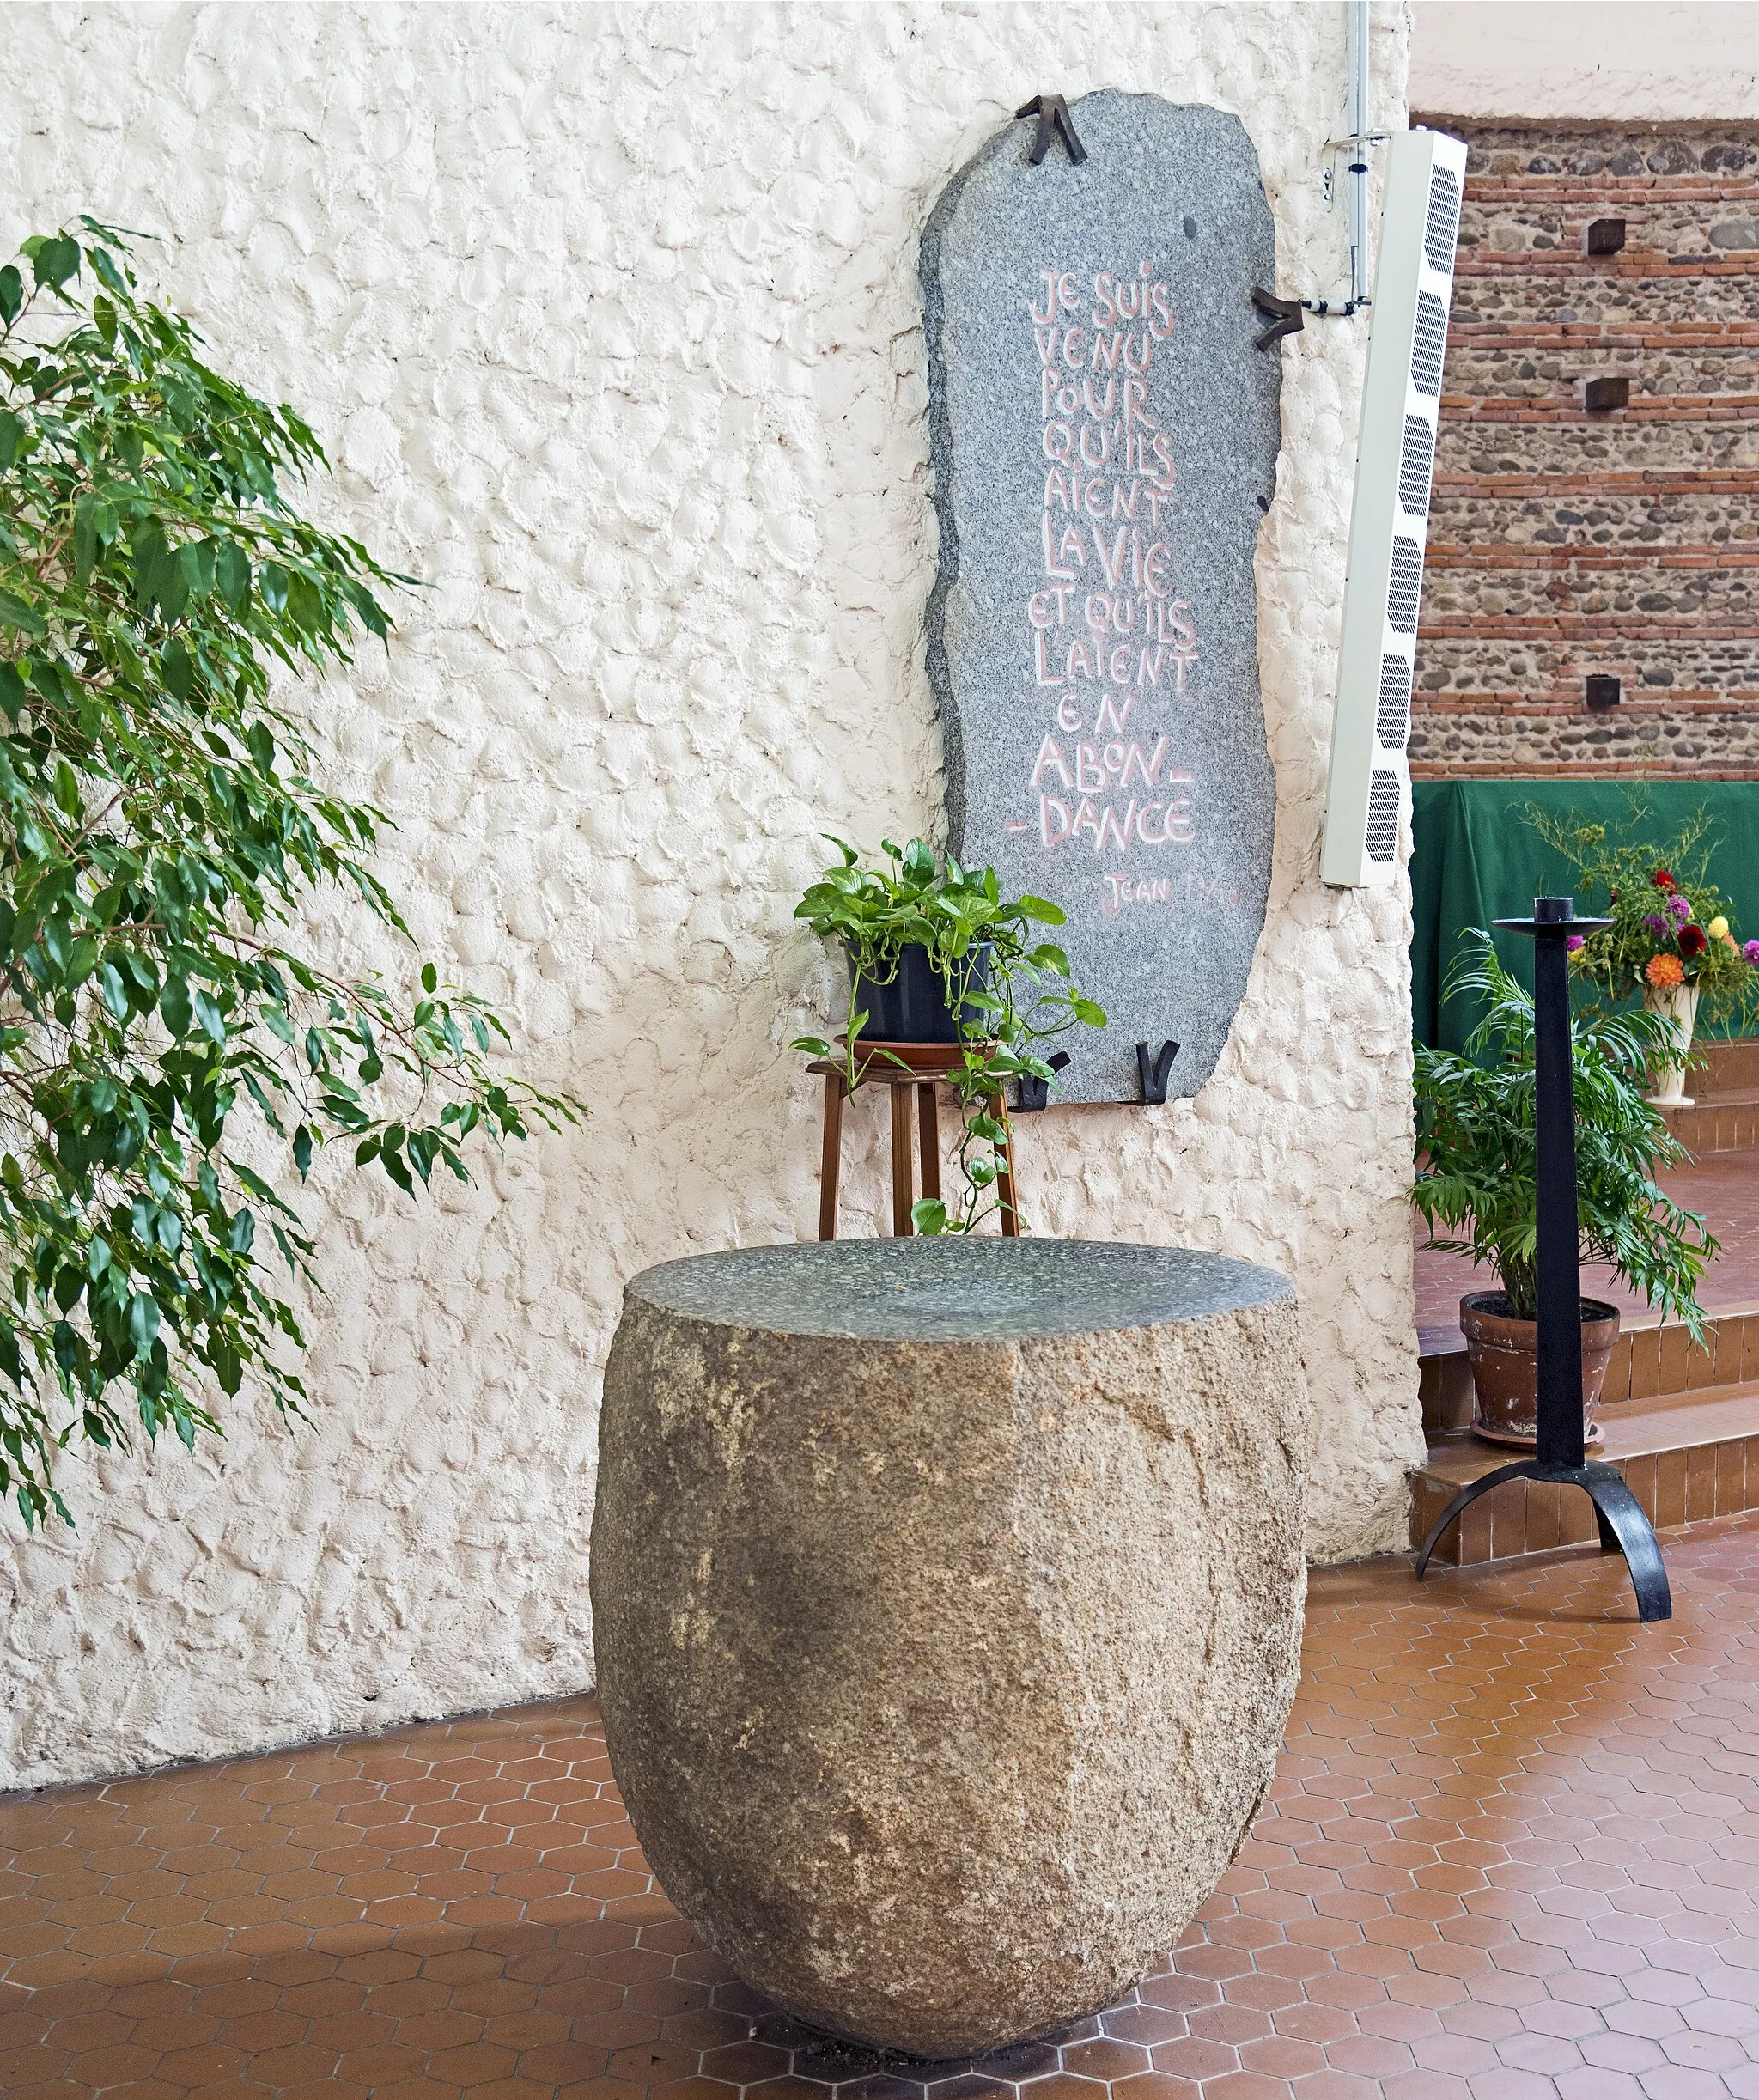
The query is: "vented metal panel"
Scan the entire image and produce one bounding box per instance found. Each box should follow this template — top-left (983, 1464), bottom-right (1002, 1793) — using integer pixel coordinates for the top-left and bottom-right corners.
top-left (1365, 770), bottom-right (1400, 863)
top-left (1411, 293), bottom-right (1446, 396)
top-left (1376, 655), bottom-right (1413, 749)
top-left (1425, 166), bottom-right (1462, 274)
top-left (1398, 416), bottom-right (1435, 517)
top-left (1387, 537), bottom-right (1423, 634)
top-left (1324, 126), bottom-right (1466, 888)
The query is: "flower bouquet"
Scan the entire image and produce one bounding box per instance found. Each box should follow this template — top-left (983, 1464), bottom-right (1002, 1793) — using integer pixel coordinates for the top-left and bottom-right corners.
top-left (1528, 808), bottom-right (1759, 1105)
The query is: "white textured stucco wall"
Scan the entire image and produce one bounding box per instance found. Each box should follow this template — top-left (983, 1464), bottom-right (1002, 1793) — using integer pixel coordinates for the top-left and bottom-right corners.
top-left (1413, 1), bottom-right (1759, 120)
top-left (0, 0), bottom-right (1420, 1792)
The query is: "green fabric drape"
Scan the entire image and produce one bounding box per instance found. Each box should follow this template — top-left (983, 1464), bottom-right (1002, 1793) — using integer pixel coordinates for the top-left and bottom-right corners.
top-left (1411, 780), bottom-right (1759, 1054)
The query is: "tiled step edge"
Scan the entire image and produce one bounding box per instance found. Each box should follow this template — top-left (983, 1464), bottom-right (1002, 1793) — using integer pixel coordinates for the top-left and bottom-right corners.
top-left (1410, 1382), bottom-right (1759, 1566)
top-left (1691, 1039), bottom-right (1759, 1095)
top-left (1657, 1095), bottom-right (1759, 1154)
top-left (1420, 1300), bottom-right (1759, 1444)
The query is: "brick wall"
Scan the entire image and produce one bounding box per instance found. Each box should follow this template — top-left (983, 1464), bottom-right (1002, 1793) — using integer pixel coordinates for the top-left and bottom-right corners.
top-left (1411, 122), bottom-right (1759, 778)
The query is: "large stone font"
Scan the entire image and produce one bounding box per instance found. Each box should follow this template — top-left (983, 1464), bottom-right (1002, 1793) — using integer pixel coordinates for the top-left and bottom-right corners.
top-left (923, 93), bottom-right (1281, 1103)
top-left (590, 1240), bottom-right (1308, 2058)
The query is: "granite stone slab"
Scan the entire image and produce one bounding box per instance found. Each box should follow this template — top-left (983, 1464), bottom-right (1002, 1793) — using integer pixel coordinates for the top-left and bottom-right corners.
top-left (626, 1236), bottom-right (1294, 1342)
top-left (593, 1237), bottom-right (1307, 2054)
top-left (922, 91), bottom-right (1281, 1104)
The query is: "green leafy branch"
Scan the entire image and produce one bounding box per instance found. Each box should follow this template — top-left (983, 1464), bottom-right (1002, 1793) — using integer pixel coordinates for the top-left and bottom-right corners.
top-left (0, 221), bottom-right (582, 1526)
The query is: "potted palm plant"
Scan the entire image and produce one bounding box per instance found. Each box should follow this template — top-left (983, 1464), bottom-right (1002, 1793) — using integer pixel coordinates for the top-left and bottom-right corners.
top-left (792, 837), bottom-right (1104, 1233)
top-left (1414, 936), bottom-right (1718, 1447)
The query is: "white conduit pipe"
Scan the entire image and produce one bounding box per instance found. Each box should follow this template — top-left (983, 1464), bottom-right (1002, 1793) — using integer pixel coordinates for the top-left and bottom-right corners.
top-left (1346, 0), bottom-right (1372, 306)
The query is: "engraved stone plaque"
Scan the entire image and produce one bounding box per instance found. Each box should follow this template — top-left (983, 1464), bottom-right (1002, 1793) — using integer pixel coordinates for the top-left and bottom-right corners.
top-left (922, 92), bottom-right (1281, 1104)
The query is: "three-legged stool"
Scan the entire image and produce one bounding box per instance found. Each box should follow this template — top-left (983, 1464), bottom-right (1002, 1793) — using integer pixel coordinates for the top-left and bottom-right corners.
top-left (809, 1039), bottom-right (1018, 1239)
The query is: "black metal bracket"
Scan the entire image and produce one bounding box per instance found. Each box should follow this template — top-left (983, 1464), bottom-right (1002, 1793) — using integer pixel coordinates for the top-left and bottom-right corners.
top-left (1015, 1051), bottom-right (1071, 1113)
top-left (1251, 288), bottom-right (1306, 350)
top-left (1016, 94), bottom-right (1087, 167)
top-left (1415, 1459), bottom-right (1673, 1623)
top-left (1135, 1039), bottom-right (1179, 1105)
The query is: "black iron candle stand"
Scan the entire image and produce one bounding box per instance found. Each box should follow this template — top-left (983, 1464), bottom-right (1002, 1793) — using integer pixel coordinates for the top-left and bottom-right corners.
top-left (1415, 897), bottom-right (1672, 1622)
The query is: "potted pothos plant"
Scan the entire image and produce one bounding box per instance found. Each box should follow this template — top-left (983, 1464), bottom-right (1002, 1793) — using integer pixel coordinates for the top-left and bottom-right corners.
top-left (1414, 936), bottom-right (1717, 1447)
top-left (792, 837), bottom-right (1104, 1235)
top-left (1528, 807), bottom-right (1759, 1105)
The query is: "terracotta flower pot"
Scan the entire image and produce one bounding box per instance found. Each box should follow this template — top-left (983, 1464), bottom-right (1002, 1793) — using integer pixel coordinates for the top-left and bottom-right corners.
top-left (1459, 1292), bottom-right (1621, 1449)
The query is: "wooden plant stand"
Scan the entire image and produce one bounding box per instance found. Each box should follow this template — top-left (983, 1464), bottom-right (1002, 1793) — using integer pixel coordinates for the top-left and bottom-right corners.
top-left (809, 1040), bottom-right (1018, 1240)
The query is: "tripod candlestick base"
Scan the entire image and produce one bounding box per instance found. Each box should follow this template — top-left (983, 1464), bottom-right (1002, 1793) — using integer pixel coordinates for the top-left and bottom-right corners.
top-left (1415, 895), bottom-right (1672, 1622)
top-left (1415, 1459), bottom-right (1672, 1622)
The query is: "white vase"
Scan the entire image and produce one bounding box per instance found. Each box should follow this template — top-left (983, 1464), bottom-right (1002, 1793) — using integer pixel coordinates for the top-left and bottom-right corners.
top-left (1643, 981), bottom-right (1699, 1105)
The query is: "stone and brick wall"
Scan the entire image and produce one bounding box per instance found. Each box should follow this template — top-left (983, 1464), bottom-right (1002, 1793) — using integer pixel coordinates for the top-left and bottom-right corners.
top-left (1411, 121), bottom-right (1759, 777)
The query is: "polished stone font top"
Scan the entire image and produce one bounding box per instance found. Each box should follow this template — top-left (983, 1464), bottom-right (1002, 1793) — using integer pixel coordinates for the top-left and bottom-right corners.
top-left (922, 91), bottom-right (1281, 1104)
top-left (628, 1236), bottom-right (1295, 1341)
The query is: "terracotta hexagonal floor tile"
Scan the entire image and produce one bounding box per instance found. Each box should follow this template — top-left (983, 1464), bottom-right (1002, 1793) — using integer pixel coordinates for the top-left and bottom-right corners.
top-left (8, 1515), bottom-right (1759, 2094)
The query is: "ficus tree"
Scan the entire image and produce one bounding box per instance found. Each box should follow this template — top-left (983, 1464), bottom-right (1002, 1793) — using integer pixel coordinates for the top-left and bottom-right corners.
top-left (0, 219), bottom-right (581, 1527)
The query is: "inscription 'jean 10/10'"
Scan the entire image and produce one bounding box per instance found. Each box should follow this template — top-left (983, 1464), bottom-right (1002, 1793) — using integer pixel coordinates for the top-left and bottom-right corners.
top-left (1024, 262), bottom-right (1199, 872)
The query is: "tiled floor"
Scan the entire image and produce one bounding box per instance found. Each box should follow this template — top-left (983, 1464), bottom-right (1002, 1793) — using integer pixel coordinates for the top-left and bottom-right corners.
top-left (1415, 1150), bottom-right (1759, 1331)
top-left (7, 1517), bottom-right (1759, 2097)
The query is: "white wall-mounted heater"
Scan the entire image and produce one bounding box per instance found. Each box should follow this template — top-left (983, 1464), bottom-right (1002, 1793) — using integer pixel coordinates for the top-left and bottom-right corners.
top-left (1321, 126), bottom-right (1467, 887)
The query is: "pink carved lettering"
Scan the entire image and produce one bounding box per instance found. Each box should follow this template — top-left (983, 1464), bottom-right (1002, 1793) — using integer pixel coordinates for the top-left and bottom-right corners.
top-left (1042, 513), bottom-right (1078, 579)
top-left (1032, 734), bottom-right (1073, 791)
top-left (1022, 260), bottom-right (1200, 862)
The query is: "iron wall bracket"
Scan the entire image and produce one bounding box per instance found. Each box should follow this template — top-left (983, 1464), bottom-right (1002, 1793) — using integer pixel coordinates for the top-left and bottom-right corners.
top-left (1136, 1040), bottom-right (1179, 1105)
top-left (1251, 287), bottom-right (1306, 350)
top-left (1016, 94), bottom-right (1088, 167)
top-left (1016, 1051), bottom-right (1072, 1113)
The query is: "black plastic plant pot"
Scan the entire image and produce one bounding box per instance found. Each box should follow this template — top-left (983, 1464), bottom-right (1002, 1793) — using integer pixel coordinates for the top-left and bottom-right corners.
top-left (848, 943), bottom-right (991, 1044)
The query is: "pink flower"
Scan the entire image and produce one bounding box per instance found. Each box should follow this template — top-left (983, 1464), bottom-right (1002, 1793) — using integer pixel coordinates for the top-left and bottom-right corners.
top-left (1746, 940), bottom-right (1759, 965)
top-left (1566, 934), bottom-right (1585, 952)
top-left (1670, 894), bottom-right (1692, 922)
top-left (1644, 913), bottom-right (1668, 936)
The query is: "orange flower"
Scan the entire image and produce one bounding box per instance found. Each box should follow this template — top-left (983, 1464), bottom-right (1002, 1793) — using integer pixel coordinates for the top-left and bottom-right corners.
top-left (1646, 953), bottom-right (1685, 989)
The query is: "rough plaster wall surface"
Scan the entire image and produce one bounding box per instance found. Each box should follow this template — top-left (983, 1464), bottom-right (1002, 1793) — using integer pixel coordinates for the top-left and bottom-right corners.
top-left (1412, 1), bottom-right (1759, 122)
top-left (0, 0), bottom-right (1419, 1792)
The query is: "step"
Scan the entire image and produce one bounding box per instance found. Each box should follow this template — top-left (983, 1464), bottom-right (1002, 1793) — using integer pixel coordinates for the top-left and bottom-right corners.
top-left (1653, 1035), bottom-right (1759, 1155)
top-left (1419, 1299), bottom-right (1759, 1444)
top-left (1657, 1087), bottom-right (1759, 1155)
top-left (1689, 1037), bottom-right (1759, 1096)
top-left (1410, 1379), bottom-right (1759, 1565)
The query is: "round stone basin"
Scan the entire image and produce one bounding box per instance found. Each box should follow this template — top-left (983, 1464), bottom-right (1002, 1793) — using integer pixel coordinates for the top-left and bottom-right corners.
top-left (590, 1239), bottom-right (1307, 2059)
